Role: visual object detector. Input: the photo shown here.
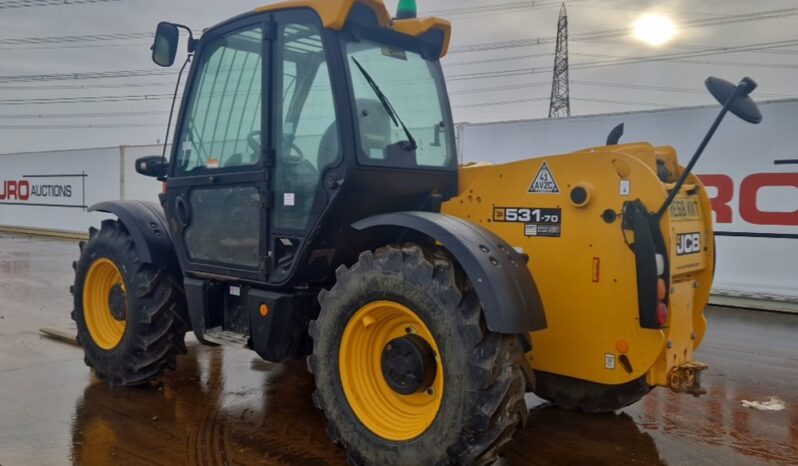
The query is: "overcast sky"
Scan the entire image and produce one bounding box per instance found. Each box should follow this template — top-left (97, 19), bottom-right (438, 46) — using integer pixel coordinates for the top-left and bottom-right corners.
top-left (1, 0), bottom-right (797, 154)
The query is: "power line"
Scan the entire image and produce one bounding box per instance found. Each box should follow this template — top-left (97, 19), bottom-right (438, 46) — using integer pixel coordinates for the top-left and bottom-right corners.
top-left (423, 0), bottom-right (591, 19)
top-left (0, 69), bottom-right (173, 83)
top-left (450, 7), bottom-right (798, 54)
top-left (3, 38), bottom-right (796, 104)
top-left (0, 32), bottom-right (149, 45)
top-left (0, 123), bottom-right (162, 129)
top-left (0, 81), bottom-right (175, 91)
top-left (0, 0), bottom-right (120, 9)
top-left (454, 96), bottom-right (676, 110)
top-left (0, 93), bottom-right (172, 105)
top-left (0, 110), bottom-right (168, 119)
top-left (570, 80), bottom-right (796, 99)
top-left (573, 51), bottom-right (798, 70)
top-left (446, 39), bottom-right (798, 81)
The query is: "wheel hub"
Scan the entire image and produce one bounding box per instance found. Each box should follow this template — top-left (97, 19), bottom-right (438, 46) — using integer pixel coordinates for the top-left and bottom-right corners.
top-left (381, 334), bottom-right (437, 395)
top-left (107, 284), bottom-right (127, 321)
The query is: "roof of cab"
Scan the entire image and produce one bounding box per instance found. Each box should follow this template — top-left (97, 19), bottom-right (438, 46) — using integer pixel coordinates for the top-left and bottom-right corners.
top-left (254, 0), bottom-right (451, 57)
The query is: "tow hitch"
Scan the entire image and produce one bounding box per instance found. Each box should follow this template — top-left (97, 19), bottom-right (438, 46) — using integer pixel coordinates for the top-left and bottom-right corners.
top-left (668, 361), bottom-right (708, 396)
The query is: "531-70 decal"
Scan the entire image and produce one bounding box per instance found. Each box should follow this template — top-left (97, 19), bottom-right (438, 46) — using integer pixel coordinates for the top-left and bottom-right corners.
top-left (493, 207), bottom-right (562, 238)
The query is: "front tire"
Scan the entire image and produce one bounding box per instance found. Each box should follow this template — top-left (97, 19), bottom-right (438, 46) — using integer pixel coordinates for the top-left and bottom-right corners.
top-left (71, 219), bottom-right (188, 386)
top-left (308, 245), bottom-right (527, 466)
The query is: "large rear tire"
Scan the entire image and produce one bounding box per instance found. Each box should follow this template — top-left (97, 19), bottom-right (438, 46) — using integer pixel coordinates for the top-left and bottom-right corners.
top-left (71, 219), bottom-right (188, 386)
top-left (533, 370), bottom-right (651, 413)
top-left (308, 245), bottom-right (527, 466)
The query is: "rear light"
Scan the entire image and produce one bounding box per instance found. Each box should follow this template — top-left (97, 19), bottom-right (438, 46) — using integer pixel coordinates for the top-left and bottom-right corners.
top-left (657, 278), bottom-right (667, 301)
top-left (162, 181), bottom-right (167, 193)
top-left (656, 302), bottom-right (669, 326)
top-left (655, 253), bottom-right (665, 275)
top-left (655, 253), bottom-right (668, 327)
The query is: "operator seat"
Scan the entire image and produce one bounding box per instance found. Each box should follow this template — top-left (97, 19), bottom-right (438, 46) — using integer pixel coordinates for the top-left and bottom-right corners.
top-left (317, 98), bottom-right (392, 167)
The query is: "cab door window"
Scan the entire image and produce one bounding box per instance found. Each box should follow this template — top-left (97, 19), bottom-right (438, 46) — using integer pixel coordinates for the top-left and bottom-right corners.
top-left (175, 26), bottom-right (263, 173)
top-left (273, 23), bottom-right (339, 232)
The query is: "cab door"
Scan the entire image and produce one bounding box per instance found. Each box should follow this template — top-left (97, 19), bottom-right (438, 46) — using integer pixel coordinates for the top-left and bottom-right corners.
top-left (166, 20), bottom-right (271, 281)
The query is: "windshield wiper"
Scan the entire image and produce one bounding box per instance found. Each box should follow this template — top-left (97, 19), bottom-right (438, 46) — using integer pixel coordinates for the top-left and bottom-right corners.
top-left (351, 57), bottom-right (417, 151)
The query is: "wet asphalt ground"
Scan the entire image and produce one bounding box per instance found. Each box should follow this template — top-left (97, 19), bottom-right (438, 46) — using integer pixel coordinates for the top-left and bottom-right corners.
top-left (0, 233), bottom-right (796, 466)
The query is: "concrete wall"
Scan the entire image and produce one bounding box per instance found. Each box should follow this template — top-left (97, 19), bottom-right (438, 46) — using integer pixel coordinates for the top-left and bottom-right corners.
top-left (457, 99), bottom-right (798, 302)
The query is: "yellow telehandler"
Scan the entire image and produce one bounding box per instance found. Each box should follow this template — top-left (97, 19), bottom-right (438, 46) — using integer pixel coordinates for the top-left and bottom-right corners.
top-left (70, 0), bottom-right (761, 464)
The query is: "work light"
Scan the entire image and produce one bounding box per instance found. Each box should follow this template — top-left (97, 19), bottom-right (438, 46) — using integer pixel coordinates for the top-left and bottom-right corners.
top-left (396, 0), bottom-right (417, 19)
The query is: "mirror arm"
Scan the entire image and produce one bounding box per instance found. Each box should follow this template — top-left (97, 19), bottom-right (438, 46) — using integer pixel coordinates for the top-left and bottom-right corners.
top-left (655, 105), bottom-right (729, 218)
top-left (655, 82), bottom-right (747, 219)
top-left (171, 23), bottom-right (197, 52)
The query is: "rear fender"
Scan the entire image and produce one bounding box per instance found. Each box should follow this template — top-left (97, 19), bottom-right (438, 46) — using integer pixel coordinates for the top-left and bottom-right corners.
top-left (352, 211), bottom-right (547, 334)
top-left (89, 200), bottom-right (180, 274)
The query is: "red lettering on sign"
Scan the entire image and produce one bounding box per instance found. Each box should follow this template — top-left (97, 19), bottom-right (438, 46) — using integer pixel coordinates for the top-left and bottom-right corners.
top-left (18, 180), bottom-right (30, 201)
top-left (698, 174), bottom-right (734, 224)
top-left (6, 181), bottom-right (17, 200)
top-left (739, 173), bottom-right (798, 226)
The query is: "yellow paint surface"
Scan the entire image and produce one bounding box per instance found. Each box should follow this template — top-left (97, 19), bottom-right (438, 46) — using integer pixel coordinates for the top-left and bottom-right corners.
top-left (443, 143), bottom-right (714, 386)
top-left (255, 0), bottom-right (451, 57)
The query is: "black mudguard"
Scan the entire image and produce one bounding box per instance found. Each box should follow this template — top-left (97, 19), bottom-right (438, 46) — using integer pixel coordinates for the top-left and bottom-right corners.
top-left (89, 200), bottom-right (180, 274)
top-left (353, 211), bottom-right (547, 334)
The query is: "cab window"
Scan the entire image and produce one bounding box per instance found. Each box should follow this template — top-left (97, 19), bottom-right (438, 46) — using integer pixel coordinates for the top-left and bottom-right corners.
top-left (346, 39), bottom-right (454, 169)
top-left (175, 26), bottom-right (263, 173)
top-left (273, 22), bottom-right (339, 231)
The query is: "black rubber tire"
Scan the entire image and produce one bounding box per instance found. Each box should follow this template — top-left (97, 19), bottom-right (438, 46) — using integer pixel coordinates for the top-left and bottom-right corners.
top-left (532, 370), bottom-right (651, 414)
top-left (71, 219), bottom-right (188, 386)
top-left (308, 244), bottom-right (527, 466)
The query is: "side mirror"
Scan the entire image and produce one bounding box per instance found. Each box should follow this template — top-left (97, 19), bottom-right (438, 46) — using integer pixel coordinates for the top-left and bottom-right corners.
top-left (151, 22), bottom-right (179, 67)
top-left (136, 156), bottom-right (167, 179)
top-left (705, 76), bottom-right (762, 124)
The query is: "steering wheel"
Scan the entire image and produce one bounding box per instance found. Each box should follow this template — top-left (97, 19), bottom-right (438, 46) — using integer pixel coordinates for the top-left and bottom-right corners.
top-left (246, 130), bottom-right (306, 164)
top-left (247, 130), bottom-right (262, 157)
top-left (281, 136), bottom-right (305, 164)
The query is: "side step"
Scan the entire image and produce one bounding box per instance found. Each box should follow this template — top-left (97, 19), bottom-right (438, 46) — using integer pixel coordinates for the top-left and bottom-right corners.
top-left (203, 327), bottom-right (249, 347)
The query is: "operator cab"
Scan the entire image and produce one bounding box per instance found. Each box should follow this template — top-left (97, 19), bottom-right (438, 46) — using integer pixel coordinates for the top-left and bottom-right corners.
top-left (151, 1), bottom-right (457, 287)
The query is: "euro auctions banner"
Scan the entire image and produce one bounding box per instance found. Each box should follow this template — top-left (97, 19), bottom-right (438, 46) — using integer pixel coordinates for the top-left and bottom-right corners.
top-left (0, 147), bottom-right (122, 232)
top-left (0, 174), bottom-right (86, 208)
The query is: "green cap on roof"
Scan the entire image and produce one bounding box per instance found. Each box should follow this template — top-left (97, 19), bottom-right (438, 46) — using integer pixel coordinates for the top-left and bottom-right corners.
top-left (396, 0), bottom-right (417, 19)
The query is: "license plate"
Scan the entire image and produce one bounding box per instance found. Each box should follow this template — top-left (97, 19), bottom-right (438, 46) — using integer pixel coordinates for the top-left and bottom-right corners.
top-left (669, 199), bottom-right (701, 220)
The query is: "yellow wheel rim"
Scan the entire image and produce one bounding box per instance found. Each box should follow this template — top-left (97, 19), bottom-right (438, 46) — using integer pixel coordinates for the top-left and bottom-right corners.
top-left (83, 258), bottom-right (127, 350)
top-left (339, 300), bottom-right (444, 441)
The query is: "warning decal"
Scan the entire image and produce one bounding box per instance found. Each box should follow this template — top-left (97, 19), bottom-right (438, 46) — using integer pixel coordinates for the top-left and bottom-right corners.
top-left (528, 161), bottom-right (559, 193)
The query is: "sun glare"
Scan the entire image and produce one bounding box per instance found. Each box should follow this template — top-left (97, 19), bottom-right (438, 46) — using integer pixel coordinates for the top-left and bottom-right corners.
top-left (633, 13), bottom-right (676, 47)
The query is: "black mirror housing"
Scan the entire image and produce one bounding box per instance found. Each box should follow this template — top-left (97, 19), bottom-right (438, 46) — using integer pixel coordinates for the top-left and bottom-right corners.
top-left (136, 156), bottom-right (168, 179)
top-left (152, 22), bottom-right (179, 67)
top-left (705, 76), bottom-right (762, 124)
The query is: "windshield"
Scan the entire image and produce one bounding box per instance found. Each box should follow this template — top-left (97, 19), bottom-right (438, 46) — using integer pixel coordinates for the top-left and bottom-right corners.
top-left (345, 39), bottom-right (454, 169)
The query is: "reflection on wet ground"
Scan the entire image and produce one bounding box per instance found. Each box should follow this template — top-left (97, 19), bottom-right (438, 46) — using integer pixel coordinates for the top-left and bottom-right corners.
top-left (2, 234), bottom-right (797, 465)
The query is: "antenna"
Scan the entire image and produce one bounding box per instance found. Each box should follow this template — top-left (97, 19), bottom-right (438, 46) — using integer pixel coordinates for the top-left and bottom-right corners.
top-left (548, 3), bottom-right (570, 118)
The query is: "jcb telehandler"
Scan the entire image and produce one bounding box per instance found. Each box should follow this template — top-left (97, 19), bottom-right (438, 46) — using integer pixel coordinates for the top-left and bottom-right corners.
top-left (71, 0), bottom-right (762, 464)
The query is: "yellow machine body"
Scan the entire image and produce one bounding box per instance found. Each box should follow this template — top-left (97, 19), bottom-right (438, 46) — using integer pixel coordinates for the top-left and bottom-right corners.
top-left (443, 143), bottom-right (714, 388)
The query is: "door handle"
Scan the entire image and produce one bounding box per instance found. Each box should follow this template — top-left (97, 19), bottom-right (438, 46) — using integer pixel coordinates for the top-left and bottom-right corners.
top-left (175, 195), bottom-right (191, 226)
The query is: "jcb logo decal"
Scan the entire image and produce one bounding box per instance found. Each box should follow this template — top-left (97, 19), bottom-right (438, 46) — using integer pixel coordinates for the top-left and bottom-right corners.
top-left (676, 232), bottom-right (701, 256)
